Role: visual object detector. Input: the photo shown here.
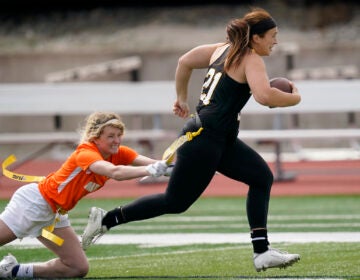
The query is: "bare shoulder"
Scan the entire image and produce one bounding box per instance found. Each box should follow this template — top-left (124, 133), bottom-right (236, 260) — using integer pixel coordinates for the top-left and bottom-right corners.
top-left (244, 50), bottom-right (266, 72)
top-left (245, 50), bottom-right (263, 64)
top-left (209, 43), bottom-right (229, 64)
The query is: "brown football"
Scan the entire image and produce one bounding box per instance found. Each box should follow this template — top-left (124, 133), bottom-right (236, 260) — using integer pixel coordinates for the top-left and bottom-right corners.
top-left (270, 77), bottom-right (292, 93)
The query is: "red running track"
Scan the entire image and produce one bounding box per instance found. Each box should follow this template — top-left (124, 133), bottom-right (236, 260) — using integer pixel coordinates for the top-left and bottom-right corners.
top-left (0, 159), bottom-right (359, 199)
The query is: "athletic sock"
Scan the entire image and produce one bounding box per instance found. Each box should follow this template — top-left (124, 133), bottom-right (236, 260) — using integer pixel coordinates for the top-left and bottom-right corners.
top-left (11, 265), bottom-right (19, 277)
top-left (12, 264), bottom-right (33, 278)
top-left (251, 229), bottom-right (269, 254)
top-left (102, 206), bottom-right (126, 229)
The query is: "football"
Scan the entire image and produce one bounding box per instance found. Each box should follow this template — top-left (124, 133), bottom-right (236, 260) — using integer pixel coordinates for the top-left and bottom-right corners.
top-left (270, 77), bottom-right (292, 93)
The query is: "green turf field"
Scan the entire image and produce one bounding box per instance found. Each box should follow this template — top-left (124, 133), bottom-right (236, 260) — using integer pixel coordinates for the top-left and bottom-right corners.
top-left (1, 195), bottom-right (359, 279)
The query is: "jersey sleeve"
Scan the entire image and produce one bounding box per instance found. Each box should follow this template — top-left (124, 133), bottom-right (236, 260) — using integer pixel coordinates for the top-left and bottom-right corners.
top-left (75, 144), bottom-right (104, 171)
top-left (113, 146), bottom-right (138, 165)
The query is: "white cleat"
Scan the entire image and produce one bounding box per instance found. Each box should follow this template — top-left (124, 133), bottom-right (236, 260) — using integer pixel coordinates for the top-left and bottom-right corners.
top-left (0, 254), bottom-right (18, 279)
top-left (81, 207), bottom-right (108, 250)
top-left (253, 248), bottom-right (300, 272)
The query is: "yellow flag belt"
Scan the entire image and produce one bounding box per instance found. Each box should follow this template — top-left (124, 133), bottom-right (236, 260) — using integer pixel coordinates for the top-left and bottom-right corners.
top-left (2, 154), bottom-right (64, 246)
top-left (2, 154), bottom-right (45, 182)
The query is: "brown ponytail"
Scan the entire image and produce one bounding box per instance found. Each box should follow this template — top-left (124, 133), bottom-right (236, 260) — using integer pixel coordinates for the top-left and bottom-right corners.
top-left (224, 8), bottom-right (276, 72)
top-left (224, 18), bottom-right (250, 72)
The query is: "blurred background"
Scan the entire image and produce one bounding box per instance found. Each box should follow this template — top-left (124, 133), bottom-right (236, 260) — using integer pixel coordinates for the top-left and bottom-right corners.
top-left (0, 0), bottom-right (359, 163)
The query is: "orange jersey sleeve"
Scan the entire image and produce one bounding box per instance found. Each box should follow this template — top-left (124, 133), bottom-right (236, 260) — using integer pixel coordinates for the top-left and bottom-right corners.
top-left (38, 142), bottom-right (138, 212)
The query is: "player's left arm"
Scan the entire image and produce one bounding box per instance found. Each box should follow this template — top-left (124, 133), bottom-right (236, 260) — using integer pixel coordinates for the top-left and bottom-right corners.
top-left (131, 155), bottom-right (156, 166)
top-left (89, 159), bottom-right (167, 180)
top-left (245, 54), bottom-right (301, 107)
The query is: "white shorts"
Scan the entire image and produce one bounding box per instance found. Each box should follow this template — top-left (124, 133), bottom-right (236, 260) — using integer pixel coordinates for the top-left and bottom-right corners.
top-left (0, 183), bottom-right (70, 238)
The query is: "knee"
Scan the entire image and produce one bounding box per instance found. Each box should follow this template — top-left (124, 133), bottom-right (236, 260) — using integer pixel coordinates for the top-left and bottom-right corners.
top-left (76, 262), bottom-right (89, 278)
top-left (261, 165), bottom-right (274, 187)
top-left (263, 170), bottom-right (274, 193)
top-left (166, 200), bottom-right (191, 214)
top-left (267, 170), bottom-right (274, 186)
top-left (253, 168), bottom-right (273, 191)
top-left (71, 259), bottom-right (89, 278)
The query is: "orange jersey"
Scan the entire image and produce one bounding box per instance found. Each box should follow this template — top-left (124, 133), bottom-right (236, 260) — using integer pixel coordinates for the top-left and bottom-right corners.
top-left (38, 142), bottom-right (138, 213)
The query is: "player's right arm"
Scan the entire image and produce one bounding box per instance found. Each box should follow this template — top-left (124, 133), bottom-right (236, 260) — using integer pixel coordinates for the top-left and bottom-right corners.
top-left (174, 43), bottom-right (224, 118)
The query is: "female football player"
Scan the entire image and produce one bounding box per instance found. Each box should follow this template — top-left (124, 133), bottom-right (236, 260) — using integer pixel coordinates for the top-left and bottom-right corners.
top-left (0, 111), bottom-right (171, 278)
top-left (82, 8), bottom-right (301, 272)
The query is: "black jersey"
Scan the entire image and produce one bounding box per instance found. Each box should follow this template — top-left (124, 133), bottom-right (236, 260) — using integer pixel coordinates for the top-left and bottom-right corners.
top-left (196, 47), bottom-right (251, 135)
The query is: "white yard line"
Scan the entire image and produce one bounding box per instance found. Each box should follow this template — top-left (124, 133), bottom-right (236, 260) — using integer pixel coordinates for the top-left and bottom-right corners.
top-left (5, 232), bottom-right (360, 247)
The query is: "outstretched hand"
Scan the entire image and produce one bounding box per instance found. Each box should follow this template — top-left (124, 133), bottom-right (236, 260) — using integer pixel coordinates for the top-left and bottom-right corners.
top-left (173, 100), bottom-right (190, 118)
top-left (146, 160), bottom-right (168, 177)
top-left (164, 163), bottom-right (174, 177)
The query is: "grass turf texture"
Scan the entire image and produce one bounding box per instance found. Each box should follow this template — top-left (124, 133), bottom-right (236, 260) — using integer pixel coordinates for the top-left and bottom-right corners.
top-left (73, 195), bottom-right (360, 234)
top-left (1, 195), bottom-right (359, 279)
top-left (2, 243), bottom-right (359, 279)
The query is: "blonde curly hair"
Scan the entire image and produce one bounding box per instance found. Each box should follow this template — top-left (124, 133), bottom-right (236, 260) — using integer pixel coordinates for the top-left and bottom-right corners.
top-left (80, 112), bottom-right (125, 143)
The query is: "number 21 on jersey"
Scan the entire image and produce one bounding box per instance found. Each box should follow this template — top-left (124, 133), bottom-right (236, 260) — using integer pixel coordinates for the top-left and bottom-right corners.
top-left (200, 68), bottom-right (222, 105)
